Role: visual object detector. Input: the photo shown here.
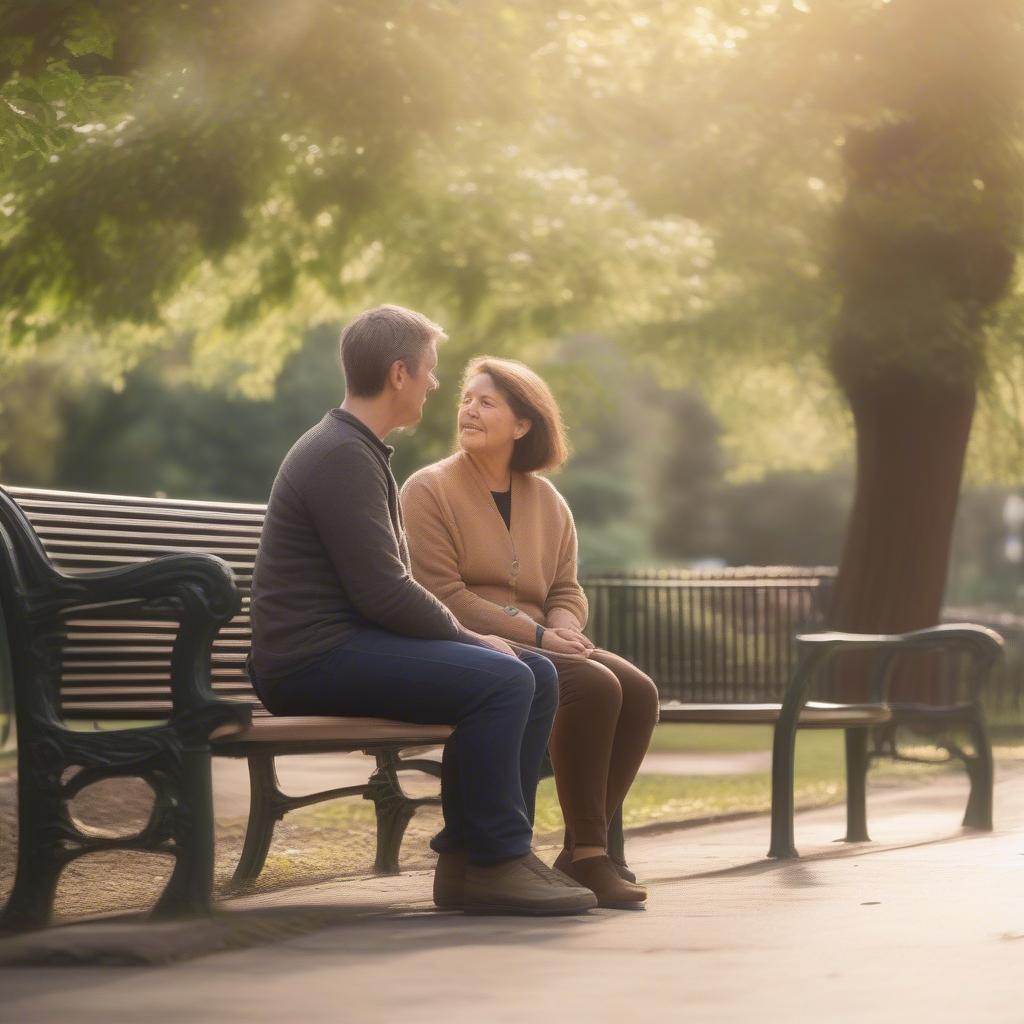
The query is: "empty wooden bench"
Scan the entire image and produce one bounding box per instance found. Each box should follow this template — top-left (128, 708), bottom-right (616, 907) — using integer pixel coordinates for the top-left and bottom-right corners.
top-left (586, 572), bottom-right (1004, 858)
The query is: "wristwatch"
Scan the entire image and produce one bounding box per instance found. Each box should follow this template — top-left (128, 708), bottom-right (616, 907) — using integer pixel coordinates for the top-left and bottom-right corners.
top-left (535, 624), bottom-right (546, 648)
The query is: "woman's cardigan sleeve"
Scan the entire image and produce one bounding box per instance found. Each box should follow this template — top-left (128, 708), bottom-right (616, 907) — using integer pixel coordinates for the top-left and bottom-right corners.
top-left (401, 474), bottom-right (540, 644)
top-left (542, 494), bottom-right (589, 629)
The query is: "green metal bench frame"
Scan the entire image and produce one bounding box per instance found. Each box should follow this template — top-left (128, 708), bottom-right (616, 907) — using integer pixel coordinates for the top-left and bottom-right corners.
top-left (0, 486), bottom-right (452, 931)
top-left (768, 624), bottom-right (1003, 859)
top-left (0, 487), bottom-right (250, 929)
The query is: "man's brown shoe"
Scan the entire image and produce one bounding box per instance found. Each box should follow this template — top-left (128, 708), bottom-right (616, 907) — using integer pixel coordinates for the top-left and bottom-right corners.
top-left (559, 853), bottom-right (647, 909)
top-left (433, 850), bottom-right (467, 910)
top-left (463, 853), bottom-right (597, 915)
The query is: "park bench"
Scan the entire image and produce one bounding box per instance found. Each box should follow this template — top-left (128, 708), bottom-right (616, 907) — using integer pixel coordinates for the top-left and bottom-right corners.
top-left (0, 485), bottom-right (454, 931)
top-left (0, 486), bottom-right (1005, 929)
top-left (585, 572), bottom-right (1004, 857)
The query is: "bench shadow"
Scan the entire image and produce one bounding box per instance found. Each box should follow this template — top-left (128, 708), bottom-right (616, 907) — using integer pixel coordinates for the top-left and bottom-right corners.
top-left (0, 896), bottom-right (586, 974)
top-left (648, 825), bottom-right (991, 887)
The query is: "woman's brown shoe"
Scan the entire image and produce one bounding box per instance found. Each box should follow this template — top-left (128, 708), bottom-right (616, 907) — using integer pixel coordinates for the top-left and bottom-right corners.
top-left (559, 853), bottom-right (647, 909)
top-left (554, 847), bottom-right (639, 886)
top-left (610, 856), bottom-right (637, 884)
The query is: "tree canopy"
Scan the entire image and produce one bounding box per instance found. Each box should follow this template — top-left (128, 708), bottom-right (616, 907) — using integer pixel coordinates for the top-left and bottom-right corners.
top-left (3, 2), bottom-right (1024, 480)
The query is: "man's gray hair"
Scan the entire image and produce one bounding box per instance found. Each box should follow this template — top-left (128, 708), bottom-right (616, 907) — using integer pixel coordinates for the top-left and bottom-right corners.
top-left (339, 304), bottom-right (446, 397)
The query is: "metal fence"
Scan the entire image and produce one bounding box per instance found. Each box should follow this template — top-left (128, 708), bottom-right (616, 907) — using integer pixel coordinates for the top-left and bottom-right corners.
top-left (582, 568), bottom-right (833, 704)
top-left (581, 568), bottom-right (1023, 712)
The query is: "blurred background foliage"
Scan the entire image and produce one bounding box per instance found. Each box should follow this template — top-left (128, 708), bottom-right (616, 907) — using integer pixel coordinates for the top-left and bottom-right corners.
top-left (2, 1), bottom-right (1024, 608)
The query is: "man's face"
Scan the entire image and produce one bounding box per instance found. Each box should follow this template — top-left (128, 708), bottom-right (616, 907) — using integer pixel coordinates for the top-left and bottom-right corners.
top-left (399, 338), bottom-right (439, 427)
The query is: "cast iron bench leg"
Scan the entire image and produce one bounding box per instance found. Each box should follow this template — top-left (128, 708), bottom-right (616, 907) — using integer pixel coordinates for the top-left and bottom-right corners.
top-left (1, 751), bottom-right (66, 931)
top-left (843, 727), bottom-right (871, 843)
top-left (365, 750), bottom-right (442, 875)
top-left (3, 726), bottom-right (216, 929)
top-left (231, 753), bottom-right (284, 888)
top-left (152, 743), bottom-right (217, 919)
top-left (366, 751), bottom-right (417, 875)
top-left (768, 716), bottom-right (799, 859)
top-left (961, 705), bottom-right (994, 831)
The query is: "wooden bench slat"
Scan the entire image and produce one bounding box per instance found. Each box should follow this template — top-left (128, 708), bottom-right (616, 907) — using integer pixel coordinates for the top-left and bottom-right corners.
top-left (39, 537), bottom-right (258, 554)
top-left (11, 491), bottom-right (266, 515)
top-left (36, 532), bottom-right (261, 553)
top-left (211, 716), bottom-right (453, 748)
top-left (658, 701), bottom-right (892, 727)
top-left (59, 673), bottom-right (254, 686)
top-left (60, 685), bottom-right (255, 698)
top-left (62, 642), bottom-right (251, 654)
top-left (29, 514), bottom-right (264, 536)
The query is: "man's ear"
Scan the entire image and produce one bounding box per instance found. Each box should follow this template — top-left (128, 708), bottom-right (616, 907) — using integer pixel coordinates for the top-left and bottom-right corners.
top-left (513, 418), bottom-right (532, 441)
top-left (387, 360), bottom-right (407, 391)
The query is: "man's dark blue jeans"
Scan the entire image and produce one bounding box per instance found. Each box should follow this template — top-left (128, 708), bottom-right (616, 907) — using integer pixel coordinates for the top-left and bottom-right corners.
top-left (251, 625), bottom-right (559, 864)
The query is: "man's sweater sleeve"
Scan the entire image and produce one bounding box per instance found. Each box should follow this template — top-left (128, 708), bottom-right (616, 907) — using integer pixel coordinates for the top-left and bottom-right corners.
top-left (303, 443), bottom-right (460, 640)
top-left (401, 475), bottom-right (541, 644)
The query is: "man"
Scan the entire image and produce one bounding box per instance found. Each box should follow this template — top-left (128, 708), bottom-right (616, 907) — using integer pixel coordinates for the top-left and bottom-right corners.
top-left (249, 304), bottom-right (595, 915)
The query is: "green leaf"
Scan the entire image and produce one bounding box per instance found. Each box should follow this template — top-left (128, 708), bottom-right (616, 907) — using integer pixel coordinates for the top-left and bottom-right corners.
top-left (65, 8), bottom-right (116, 59)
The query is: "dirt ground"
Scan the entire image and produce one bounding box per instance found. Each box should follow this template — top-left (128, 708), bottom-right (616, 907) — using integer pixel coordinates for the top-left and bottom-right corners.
top-left (0, 758), bottom-right (563, 923)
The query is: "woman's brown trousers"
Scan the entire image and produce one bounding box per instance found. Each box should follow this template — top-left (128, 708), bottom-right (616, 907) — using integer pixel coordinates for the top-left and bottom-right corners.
top-left (544, 648), bottom-right (660, 850)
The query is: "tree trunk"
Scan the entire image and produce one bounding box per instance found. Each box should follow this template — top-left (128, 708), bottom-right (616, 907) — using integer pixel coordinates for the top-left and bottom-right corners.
top-left (827, 373), bottom-right (976, 703)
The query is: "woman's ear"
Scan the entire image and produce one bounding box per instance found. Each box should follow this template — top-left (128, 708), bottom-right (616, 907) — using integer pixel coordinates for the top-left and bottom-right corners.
top-left (513, 419), bottom-right (533, 440)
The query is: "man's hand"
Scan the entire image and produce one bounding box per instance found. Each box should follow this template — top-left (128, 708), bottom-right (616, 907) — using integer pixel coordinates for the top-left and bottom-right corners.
top-left (459, 628), bottom-right (517, 658)
top-left (478, 633), bottom-right (517, 657)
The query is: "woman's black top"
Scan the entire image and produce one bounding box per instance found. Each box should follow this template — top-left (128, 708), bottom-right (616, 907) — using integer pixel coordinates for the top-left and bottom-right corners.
top-left (491, 488), bottom-right (512, 530)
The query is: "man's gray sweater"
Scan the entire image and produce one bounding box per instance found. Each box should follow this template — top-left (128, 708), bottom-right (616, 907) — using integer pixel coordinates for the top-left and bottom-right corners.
top-left (249, 408), bottom-right (460, 681)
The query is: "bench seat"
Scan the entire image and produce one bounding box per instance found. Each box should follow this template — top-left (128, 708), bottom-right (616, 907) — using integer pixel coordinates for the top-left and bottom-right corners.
top-left (658, 701), bottom-right (892, 727)
top-left (211, 717), bottom-right (451, 753)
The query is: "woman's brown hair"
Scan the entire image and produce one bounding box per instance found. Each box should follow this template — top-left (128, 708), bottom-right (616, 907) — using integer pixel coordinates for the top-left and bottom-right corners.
top-left (461, 357), bottom-right (569, 473)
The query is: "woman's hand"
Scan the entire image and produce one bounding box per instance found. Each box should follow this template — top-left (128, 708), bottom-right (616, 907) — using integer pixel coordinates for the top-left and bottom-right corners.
top-left (541, 628), bottom-right (591, 656)
top-left (551, 627), bottom-right (594, 651)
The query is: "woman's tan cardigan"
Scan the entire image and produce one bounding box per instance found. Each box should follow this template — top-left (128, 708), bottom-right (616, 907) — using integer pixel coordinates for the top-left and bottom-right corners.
top-left (400, 451), bottom-right (588, 644)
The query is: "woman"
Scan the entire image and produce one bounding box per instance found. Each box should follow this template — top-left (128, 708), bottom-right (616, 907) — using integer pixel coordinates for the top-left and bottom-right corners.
top-left (401, 356), bottom-right (660, 908)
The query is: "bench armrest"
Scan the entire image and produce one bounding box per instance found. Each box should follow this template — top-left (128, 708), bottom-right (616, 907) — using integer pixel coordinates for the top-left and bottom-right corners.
top-left (45, 554), bottom-right (248, 739)
top-left (793, 623), bottom-right (1004, 704)
top-left (49, 552), bottom-right (238, 613)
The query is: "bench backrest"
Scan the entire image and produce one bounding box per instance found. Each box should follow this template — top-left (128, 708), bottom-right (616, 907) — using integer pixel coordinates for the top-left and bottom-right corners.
top-left (7, 485), bottom-right (264, 720)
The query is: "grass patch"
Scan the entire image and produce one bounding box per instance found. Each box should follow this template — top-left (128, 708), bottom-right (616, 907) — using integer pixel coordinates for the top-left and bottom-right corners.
top-left (294, 798), bottom-right (379, 830)
top-left (637, 723), bottom-right (1024, 828)
top-left (649, 722), bottom-right (777, 754)
top-left (294, 726), bottom-right (977, 840)
top-left (577, 729), bottom-right (951, 831)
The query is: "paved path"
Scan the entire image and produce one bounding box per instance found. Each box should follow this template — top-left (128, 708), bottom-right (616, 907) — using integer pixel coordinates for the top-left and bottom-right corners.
top-left (3, 768), bottom-right (1023, 1022)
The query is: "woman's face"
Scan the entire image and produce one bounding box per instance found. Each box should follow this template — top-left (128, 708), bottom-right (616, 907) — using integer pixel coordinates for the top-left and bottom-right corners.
top-left (457, 372), bottom-right (531, 459)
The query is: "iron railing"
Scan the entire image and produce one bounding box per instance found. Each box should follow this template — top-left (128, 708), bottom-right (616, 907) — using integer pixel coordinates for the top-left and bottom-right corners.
top-left (581, 569), bottom-right (1022, 711)
top-left (582, 568), bottom-right (833, 704)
